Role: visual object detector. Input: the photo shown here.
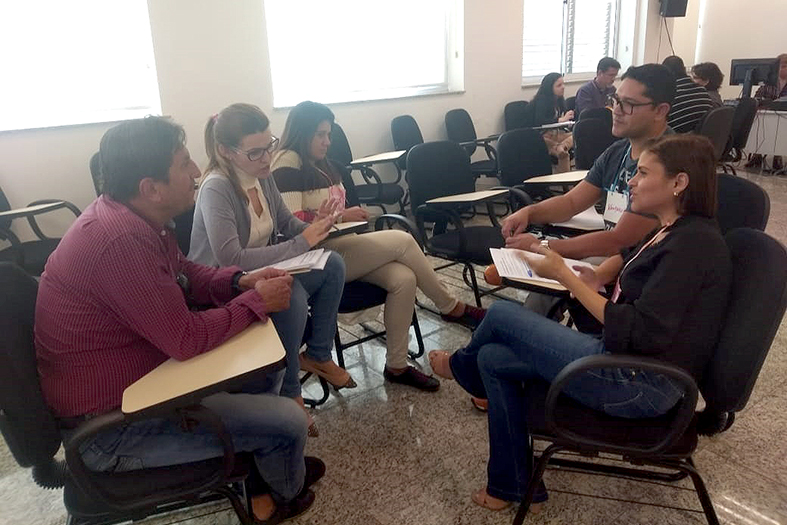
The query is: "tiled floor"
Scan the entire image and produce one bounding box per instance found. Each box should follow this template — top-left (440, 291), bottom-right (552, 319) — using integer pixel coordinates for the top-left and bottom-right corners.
top-left (3, 170), bottom-right (787, 525)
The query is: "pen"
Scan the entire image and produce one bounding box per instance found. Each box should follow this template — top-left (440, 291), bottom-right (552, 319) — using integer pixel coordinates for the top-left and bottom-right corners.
top-left (522, 258), bottom-right (533, 277)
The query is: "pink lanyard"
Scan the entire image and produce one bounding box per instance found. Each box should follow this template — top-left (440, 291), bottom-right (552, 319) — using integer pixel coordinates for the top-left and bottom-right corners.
top-left (611, 225), bottom-right (670, 303)
top-left (315, 167), bottom-right (346, 213)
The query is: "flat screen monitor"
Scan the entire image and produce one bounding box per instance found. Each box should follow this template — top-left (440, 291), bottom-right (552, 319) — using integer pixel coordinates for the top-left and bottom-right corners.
top-left (730, 58), bottom-right (779, 98)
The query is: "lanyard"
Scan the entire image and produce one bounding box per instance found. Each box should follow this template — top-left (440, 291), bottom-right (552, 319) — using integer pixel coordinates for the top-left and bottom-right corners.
top-left (611, 224), bottom-right (670, 303)
top-left (608, 144), bottom-right (633, 193)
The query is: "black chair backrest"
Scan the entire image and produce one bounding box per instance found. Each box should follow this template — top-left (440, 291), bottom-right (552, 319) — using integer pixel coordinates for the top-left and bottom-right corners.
top-left (504, 101), bottom-right (530, 131)
top-left (336, 163), bottom-right (361, 208)
top-left (327, 122), bottom-right (353, 167)
top-left (730, 98), bottom-right (758, 150)
top-left (573, 118), bottom-right (617, 170)
top-left (445, 108), bottom-right (478, 157)
top-left (174, 207), bottom-right (195, 256)
top-left (405, 141), bottom-right (475, 210)
top-left (701, 229), bottom-right (787, 413)
top-left (391, 115), bottom-right (424, 170)
top-left (0, 263), bottom-right (62, 468)
top-left (565, 96), bottom-right (576, 112)
top-left (89, 152), bottom-right (103, 196)
top-left (716, 173), bottom-right (770, 234)
top-left (696, 106), bottom-right (735, 161)
top-left (496, 128), bottom-right (553, 186)
top-left (0, 187), bottom-right (12, 233)
top-left (578, 107), bottom-right (612, 127)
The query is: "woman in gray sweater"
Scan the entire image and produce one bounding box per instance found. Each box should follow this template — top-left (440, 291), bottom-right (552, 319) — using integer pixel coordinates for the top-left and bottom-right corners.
top-left (189, 103), bottom-right (351, 436)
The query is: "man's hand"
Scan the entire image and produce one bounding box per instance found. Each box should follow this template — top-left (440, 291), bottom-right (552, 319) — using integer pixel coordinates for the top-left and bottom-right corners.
top-left (505, 233), bottom-right (539, 251)
top-left (254, 274), bottom-right (293, 313)
top-left (521, 244), bottom-right (570, 282)
top-left (500, 208), bottom-right (530, 239)
top-left (342, 206), bottom-right (369, 222)
top-left (238, 267), bottom-right (288, 291)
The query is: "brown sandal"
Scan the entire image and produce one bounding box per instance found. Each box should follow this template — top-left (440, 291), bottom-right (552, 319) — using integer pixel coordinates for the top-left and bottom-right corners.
top-left (299, 354), bottom-right (357, 390)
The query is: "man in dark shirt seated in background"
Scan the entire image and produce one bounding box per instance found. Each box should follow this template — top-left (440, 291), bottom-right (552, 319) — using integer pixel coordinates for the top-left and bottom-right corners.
top-left (662, 55), bottom-right (713, 133)
top-left (574, 57), bottom-right (620, 118)
top-left (35, 117), bottom-right (320, 523)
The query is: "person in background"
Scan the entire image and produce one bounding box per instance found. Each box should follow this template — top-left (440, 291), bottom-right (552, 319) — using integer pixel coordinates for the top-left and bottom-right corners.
top-left (755, 53), bottom-right (787, 100)
top-left (526, 73), bottom-right (575, 172)
top-left (429, 134), bottom-right (731, 513)
top-left (35, 116), bottom-right (322, 523)
top-left (189, 103), bottom-right (348, 437)
top-left (662, 55), bottom-right (713, 133)
top-left (575, 57), bottom-right (621, 117)
top-left (271, 101), bottom-right (487, 391)
top-left (690, 62), bottom-right (725, 107)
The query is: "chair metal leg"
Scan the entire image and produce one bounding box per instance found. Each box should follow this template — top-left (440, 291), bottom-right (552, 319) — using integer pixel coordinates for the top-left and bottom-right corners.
top-left (672, 458), bottom-right (720, 525)
top-left (301, 372), bottom-right (330, 408)
top-left (334, 330), bottom-right (346, 369)
top-left (408, 311), bottom-right (425, 359)
top-left (463, 264), bottom-right (483, 307)
top-left (215, 485), bottom-right (254, 525)
top-left (514, 443), bottom-right (564, 525)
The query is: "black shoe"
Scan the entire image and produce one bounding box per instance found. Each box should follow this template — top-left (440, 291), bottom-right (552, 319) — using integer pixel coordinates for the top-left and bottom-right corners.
top-left (304, 456), bottom-right (325, 490)
top-left (253, 489), bottom-right (315, 525)
top-left (384, 366), bottom-right (440, 392)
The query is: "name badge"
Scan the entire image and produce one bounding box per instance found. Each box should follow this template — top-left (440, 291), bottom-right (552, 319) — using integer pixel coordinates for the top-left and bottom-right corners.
top-left (603, 191), bottom-right (628, 228)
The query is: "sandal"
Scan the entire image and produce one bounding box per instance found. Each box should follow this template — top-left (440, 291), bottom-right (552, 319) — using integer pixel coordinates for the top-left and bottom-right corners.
top-left (471, 397), bottom-right (489, 412)
top-left (299, 354), bottom-right (357, 390)
top-left (293, 396), bottom-right (319, 438)
top-left (427, 350), bottom-right (454, 380)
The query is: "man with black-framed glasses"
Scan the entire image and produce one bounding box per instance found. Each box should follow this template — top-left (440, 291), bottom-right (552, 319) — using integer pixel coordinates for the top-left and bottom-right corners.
top-left (502, 64), bottom-right (676, 260)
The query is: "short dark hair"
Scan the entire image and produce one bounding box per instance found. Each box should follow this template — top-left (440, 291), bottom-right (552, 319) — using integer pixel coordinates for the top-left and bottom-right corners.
top-left (690, 62), bottom-right (724, 91)
top-left (597, 57), bottom-right (621, 73)
top-left (99, 117), bottom-right (186, 202)
top-left (621, 64), bottom-right (676, 107)
top-left (644, 134), bottom-right (718, 218)
top-left (661, 55), bottom-right (686, 79)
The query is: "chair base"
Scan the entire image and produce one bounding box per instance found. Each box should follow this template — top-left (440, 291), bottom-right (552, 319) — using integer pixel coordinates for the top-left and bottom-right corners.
top-left (514, 444), bottom-right (719, 525)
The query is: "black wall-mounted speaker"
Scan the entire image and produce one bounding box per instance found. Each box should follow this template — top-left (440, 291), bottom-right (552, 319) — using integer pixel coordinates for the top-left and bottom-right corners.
top-left (660, 0), bottom-right (688, 17)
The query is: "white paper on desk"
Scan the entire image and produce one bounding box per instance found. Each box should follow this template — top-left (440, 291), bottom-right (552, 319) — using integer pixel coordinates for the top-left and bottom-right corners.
top-left (551, 207), bottom-right (605, 231)
top-left (490, 248), bottom-right (596, 287)
top-left (259, 249), bottom-right (328, 274)
top-left (539, 121), bottom-right (574, 130)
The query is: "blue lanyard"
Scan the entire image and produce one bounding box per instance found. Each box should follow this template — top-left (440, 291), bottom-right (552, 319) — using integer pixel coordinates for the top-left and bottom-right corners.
top-left (608, 143), bottom-right (633, 193)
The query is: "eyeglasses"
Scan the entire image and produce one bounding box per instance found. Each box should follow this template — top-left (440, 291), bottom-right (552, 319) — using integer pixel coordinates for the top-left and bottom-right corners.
top-left (233, 137), bottom-right (279, 162)
top-left (607, 94), bottom-right (656, 115)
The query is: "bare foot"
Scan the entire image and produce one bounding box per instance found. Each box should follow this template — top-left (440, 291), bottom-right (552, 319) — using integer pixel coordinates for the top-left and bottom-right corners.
top-left (251, 493), bottom-right (276, 521)
top-left (427, 350), bottom-right (454, 380)
top-left (471, 488), bottom-right (510, 510)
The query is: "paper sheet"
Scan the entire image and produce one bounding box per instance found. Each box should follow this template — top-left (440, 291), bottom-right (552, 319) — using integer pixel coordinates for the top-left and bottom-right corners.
top-left (490, 248), bottom-right (597, 289)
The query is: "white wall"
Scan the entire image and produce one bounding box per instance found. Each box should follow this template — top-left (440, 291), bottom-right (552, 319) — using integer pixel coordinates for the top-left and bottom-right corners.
top-left (674, 0), bottom-right (787, 99)
top-left (0, 0), bottom-right (667, 241)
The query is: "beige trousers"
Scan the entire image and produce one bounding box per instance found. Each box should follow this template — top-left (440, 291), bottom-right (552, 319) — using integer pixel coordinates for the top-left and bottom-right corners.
top-left (325, 230), bottom-right (457, 368)
top-left (543, 130), bottom-right (574, 173)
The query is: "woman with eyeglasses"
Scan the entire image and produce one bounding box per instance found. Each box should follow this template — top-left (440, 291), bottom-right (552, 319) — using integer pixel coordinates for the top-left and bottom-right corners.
top-left (429, 134), bottom-right (731, 513)
top-left (270, 101), bottom-right (486, 393)
top-left (188, 103), bottom-right (348, 437)
top-left (526, 72), bottom-right (575, 172)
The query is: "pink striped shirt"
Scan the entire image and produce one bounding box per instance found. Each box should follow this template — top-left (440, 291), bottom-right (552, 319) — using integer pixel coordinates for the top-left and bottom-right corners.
top-left (35, 195), bottom-right (269, 418)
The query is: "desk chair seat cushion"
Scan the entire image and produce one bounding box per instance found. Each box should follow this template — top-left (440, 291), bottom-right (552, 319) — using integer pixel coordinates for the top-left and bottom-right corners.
top-left (470, 159), bottom-right (497, 175)
top-left (0, 238), bottom-right (61, 276)
top-left (429, 226), bottom-right (504, 264)
top-left (338, 281), bottom-right (388, 313)
top-left (63, 455), bottom-right (252, 517)
top-left (524, 380), bottom-right (698, 457)
top-left (354, 183), bottom-right (405, 205)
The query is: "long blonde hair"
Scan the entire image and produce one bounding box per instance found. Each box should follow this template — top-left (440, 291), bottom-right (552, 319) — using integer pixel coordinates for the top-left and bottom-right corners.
top-left (204, 103), bottom-right (270, 204)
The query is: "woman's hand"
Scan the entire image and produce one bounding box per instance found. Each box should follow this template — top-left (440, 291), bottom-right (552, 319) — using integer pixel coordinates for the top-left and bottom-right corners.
top-left (573, 265), bottom-right (601, 291)
top-left (558, 110), bottom-right (575, 122)
top-left (521, 244), bottom-right (571, 282)
top-left (342, 206), bottom-right (369, 222)
top-left (301, 216), bottom-right (335, 247)
top-left (316, 198), bottom-right (342, 221)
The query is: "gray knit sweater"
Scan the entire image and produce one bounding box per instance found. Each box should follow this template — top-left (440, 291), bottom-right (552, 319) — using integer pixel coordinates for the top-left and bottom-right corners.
top-left (188, 172), bottom-right (309, 271)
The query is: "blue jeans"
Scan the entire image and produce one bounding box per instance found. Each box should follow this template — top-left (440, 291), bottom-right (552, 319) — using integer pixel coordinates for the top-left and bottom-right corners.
top-left (449, 301), bottom-right (683, 503)
top-left (72, 375), bottom-right (307, 503)
top-left (270, 251), bottom-right (345, 398)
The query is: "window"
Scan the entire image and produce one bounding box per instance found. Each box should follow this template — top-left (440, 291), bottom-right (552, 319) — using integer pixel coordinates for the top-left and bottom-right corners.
top-left (264, 0), bottom-right (463, 108)
top-left (0, 1), bottom-right (161, 132)
top-left (522, 0), bottom-right (618, 84)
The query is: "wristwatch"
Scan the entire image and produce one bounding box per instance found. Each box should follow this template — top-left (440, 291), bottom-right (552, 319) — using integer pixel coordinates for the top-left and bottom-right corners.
top-left (231, 271), bottom-right (248, 293)
top-left (540, 239), bottom-right (550, 250)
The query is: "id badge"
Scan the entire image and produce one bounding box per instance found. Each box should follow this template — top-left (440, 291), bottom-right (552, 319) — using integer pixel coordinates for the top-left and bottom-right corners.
top-left (603, 191), bottom-right (628, 229)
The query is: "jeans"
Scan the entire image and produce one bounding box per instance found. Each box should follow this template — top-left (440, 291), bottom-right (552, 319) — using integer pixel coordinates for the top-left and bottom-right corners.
top-left (270, 251), bottom-right (345, 398)
top-left (71, 376), bottom-right (307, 503)
top-left (449, 301), bottom-right (683, 503)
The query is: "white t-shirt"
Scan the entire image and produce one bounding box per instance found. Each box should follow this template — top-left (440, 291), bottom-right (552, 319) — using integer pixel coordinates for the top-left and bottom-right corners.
top-left (237, 169), bottom-right (273, 248)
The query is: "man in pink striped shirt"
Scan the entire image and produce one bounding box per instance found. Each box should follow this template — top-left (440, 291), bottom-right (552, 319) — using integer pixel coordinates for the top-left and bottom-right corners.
top-left (35, 117), bottom-right (320, 522)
